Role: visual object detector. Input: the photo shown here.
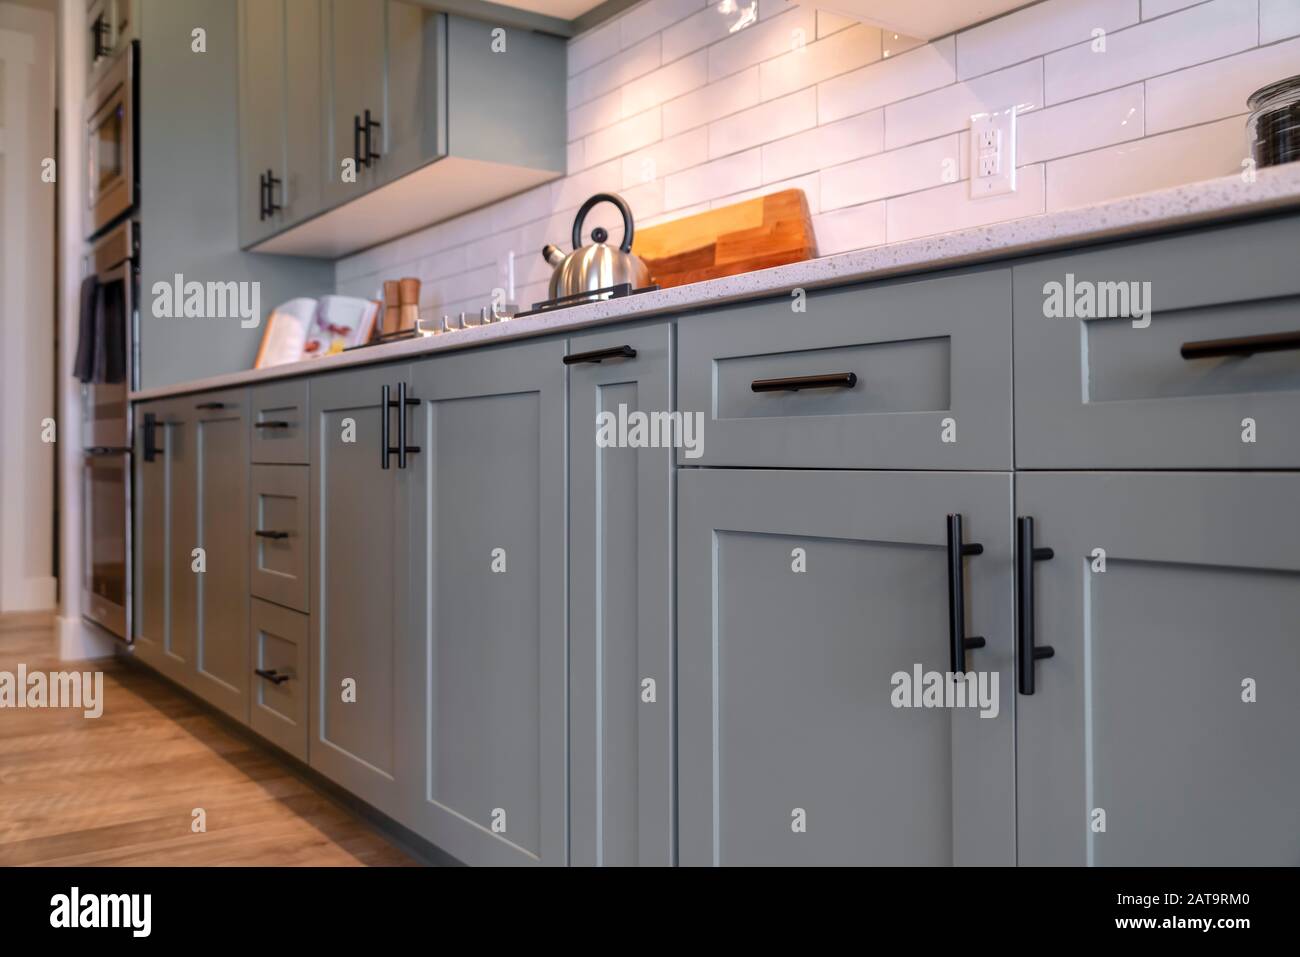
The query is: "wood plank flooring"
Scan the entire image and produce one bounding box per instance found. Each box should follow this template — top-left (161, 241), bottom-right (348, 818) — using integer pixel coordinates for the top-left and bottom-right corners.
top-left (0, 616), bottom-right (414, 866)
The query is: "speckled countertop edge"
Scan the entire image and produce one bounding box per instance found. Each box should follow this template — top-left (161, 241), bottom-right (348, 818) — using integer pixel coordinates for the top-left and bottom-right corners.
top-left (131, 165), bottom-right (1300, 402)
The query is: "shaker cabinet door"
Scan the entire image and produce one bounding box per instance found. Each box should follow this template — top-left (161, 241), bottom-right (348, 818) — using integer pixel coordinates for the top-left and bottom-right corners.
top-left (568, 324), bottom-right (675, 866)
top-left (309, 364), bottom-right (412, 820)
top-left (1016, 472), bottom-right (1300, 865)
top-left (678, 469), bottom-right (1015, 865)
top-left (237, 0), bottom-right (286, 246)
top-left (133, 399), bottom-right (187, 684)
top-left (403, 339), bottom-right (568, 866)
top-left (325, 0), bottom-right (387, 204)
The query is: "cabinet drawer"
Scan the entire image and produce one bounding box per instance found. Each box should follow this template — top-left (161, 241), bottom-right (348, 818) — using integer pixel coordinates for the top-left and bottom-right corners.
top-left (251, 379), bottom-right (309, 464)
top-left (1014, 214), bottom-right (1300, 468)
top-left (677, 268), bottom-right (1012, 469)
top-left (250, 464), bottom-right (308, 612)
top-left (249, 598), bottom-right (308, 762)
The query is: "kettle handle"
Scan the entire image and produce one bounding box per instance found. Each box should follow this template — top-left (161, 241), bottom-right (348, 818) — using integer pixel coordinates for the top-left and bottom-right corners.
top-left (572, 192), bottom-right (635, 254)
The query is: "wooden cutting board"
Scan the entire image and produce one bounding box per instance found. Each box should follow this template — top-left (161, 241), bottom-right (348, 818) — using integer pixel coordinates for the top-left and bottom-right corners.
top-left (632, 189), bottom-right (816, 289)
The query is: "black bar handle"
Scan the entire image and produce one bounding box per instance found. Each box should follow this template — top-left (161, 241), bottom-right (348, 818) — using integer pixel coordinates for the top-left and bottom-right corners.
top-left (254, 668), bottom-right (290, 685)
top-left (142, 412), bottom-right (163, 462)
top-left (364, 109), bottom-right (381, 164)
top-left (253, 420), bottom-right (291, 429)
top-left (1016, 516), bottom-right (1055, 695)
top-left (380, 384), bottom-right (391, 469)
top-left (258, 171), bottom-right (268, 220)
top-left (265, 169), bottom-right (282, 214)
top-left (946, 514), bottom-right (986, 675)
top-left (1180, 329), bottom-right (1300, 360)
top-left (254, 530), bottom-right (289, 540)
top-left (751, 372), bottom-right (858, 393)
top-left (563, 345), bottom-right (637, 365)
top-left (353, 114), bottom-right (364, 169)
top-left (195, 401), bottom-right (226, 410)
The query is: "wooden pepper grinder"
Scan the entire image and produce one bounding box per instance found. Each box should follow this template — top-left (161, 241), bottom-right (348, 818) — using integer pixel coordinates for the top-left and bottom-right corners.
top-left (398, 277), bottom-right (420, 333)
top-left (382, 280), bottom-right (402, 335)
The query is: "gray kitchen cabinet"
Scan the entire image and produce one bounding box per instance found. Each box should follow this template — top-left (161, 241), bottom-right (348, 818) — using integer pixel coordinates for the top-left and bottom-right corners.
top-left (237, 0), bottom-right (324, 246)
top-left (401, 339), bottom-right (568, 866)
top-left (250, 597), bottom-right (310, 762)
top-left (250, 379), bottom-right (310, 465)
top-left (1013, 214), bottom-right (1300, 469)
top-left (678, 468), bottom-right (1016, 866)
top-left (1016, 471), bottom-right (1300, 866)
top-left (324, 0), bottom-right (388, 204)
top-left (250, 464), bottom-right (310, 613)
top-left (381, 0), bottom-right (444, 184)
top-left (185, 391), bottom-right (252, 723)
top-left (308, 363), bottom-right (414, 821)
top-left (568, 324), bottom-right (675, 867)
top-left (677, 267), bottom-right (1013, 470)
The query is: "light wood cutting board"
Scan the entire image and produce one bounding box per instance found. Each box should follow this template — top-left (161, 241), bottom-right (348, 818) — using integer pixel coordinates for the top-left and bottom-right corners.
top-left (632, 189), bottom-right (816, 289)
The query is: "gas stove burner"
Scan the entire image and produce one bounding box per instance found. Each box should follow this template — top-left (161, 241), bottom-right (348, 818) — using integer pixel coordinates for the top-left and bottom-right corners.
top-left (516, 282), bottom-right (659, 318)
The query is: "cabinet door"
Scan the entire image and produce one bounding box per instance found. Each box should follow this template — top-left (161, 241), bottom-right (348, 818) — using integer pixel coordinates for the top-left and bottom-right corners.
top-left (282, 0), bottom-right (325, 226)
top-left (189, 392), bottom-right (251, 723)
top-left (382, 2), bottom-right (444, 182)
top-left (133, 400), bottom-right (183, 681)
top-left (568, 324), bottom-right (675, 866)
top-left (678, 469), bottom-right (1015, 866)
top-left (1016, 472), bottom-right (1300, 865)
top-left (325, 0), bottom-right (387, 204)
top-left (309, 363), bottom-right (411, 820)
top-left (237, 0), bottom-right (285, 246)
top-left (403, 339), bottom-right (567, 866)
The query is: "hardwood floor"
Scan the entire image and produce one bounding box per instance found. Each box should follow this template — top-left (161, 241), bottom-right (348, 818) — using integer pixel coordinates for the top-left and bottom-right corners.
top-left (0, 616), bottom-right (414, 866)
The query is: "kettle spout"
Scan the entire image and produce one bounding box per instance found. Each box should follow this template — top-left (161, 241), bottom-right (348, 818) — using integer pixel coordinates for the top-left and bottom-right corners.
top-left (542, 243), bottom-right (566, 267)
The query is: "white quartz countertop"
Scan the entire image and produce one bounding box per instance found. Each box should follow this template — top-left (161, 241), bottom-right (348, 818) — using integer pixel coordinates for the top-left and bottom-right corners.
top-left (131, 165), bottom-right (1300, 402)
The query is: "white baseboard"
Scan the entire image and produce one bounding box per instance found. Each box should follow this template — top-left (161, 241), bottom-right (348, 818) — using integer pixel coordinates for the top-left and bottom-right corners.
top-left (57, 616), bottom-right (117, 661)
top-left (1, 576), bottom-right (58, 613)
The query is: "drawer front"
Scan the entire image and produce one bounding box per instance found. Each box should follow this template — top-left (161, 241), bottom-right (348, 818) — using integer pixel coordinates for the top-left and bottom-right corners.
top-left (677, 267), bottom-right (1013, 469)
top-left (249, 598), bottom-right (308, 762)
top-left (251, 379), bottom-right (309, 464)
top-left (1014, 214), bottom-right (1300, 468)
top-left (249, 464), bottom-right (309, 612)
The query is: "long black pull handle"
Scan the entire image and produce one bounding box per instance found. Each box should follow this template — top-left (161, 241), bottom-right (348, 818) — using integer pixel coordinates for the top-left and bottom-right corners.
top-left (364, 109), bottom-right (381, 164)
top-left (393, 381), bottom-right (421, 469)
top-left (195, 401), bottom-right (226, 410)
top-left (563, 345), bottom-right (636, 365)
top-left (1016, 516), bottom-right (1055, 695)
top-left (253, 530), bottom-right (289, 540)
top-left (253, 420), bottom-right (291, 429)
top-left (751, 372), bottom-right (857, 393)
top-left (258, 171), bottom-right (268, 220)
top-left (1180, 329), bottom-right (1300, 360)
top-left (380, 384), bottom-right (391, 469)
top-left (353, 114), bottom-right (364, 168)
top-left (254, 668), bottom-right (290, 685)
top-left (265, 169), bottom-right (282, 214)
top-left (946, 514), bottom-right (986, 675)
top-left (142, 412), bottom-right (163, 462)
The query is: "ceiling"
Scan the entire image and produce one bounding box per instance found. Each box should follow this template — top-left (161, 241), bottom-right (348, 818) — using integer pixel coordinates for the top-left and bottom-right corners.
top-left (491, 0), bottom-right (610, 19)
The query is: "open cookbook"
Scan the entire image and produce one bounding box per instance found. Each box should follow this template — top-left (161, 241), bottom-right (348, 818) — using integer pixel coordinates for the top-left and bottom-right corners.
top-left (254, 295), bottom-right (381, 369)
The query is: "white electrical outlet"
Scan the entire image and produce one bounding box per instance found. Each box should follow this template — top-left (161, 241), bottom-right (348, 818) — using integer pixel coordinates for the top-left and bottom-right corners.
top-left (970, 109), bottom-right (1016, 198)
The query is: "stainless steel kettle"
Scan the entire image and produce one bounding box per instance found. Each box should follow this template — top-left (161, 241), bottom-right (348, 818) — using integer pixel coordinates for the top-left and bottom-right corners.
top-left (542, 192), bottom-right (651, 301)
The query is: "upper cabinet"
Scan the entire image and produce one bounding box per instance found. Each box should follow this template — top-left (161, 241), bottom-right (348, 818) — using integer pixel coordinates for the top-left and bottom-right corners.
top-left (238, 0), bottom-right (566, 258)
top-left (793, 1), bottom-right (1033, 40)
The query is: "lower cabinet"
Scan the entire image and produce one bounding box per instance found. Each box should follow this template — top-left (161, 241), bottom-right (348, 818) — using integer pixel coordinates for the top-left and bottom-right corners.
top-left (308, 363), bottom-right (414, 821)
top-left (400, 339), bottom-right (568, 866)
top-left (1015, 472), bottom-right (1300, 866)
top-left (677, 468), bottom-right (1016, 866)
top-left (568, 324), bottom-right (675, 866)
top-left (249, 597), bottom-right (310, 762)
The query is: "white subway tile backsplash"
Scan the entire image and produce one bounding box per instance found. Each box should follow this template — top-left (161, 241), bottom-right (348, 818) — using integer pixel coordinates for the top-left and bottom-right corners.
top-left (621, 50), bottom-right (709, 116)
top-left (761, 109), bottom-right (884, 183)
top-left (345, 0), bottom-right (1282, 301)
top-left (622, 127), bottom-right (710, 187)
top-left (1045, 116), bottom-right (1246, 208)
top-left (1044, 0), bottom-right (1259, 104)
top-left (822, 135), bottom-right (962, 210)
top-left (664, 148), bottom-right (763, 208)
top-left (957, 0), bottom-right (1139, 81)
top-left (884, 59), bottom-right (1043, 150)
top-left (708, 87), bottom-right (816, 159)
top-left (1018, 83), bottom-right (1144, 164)
top-left (759, 24), bottom-right (882, 101)
top-left (813, 201), bottom-right (887, 254)
top-left (707, 7), bottom-right (817, 82)
top-left (817, 37), bottom-right (957, 124)
top-left (1261, 0), bottom-right (1300, 41)
top-left (662, 65), bottom-right (761, 136)
top-left (1146, 36), bottom-right (1300, 133)
top-left (886, 164), bottom-right (1046, 242)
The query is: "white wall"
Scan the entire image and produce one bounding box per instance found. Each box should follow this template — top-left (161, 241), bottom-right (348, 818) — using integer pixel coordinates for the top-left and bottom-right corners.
top-left (0, 0), bottom-right (56, 613)
top-left (338, 0), bottom-right (1299, 314)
